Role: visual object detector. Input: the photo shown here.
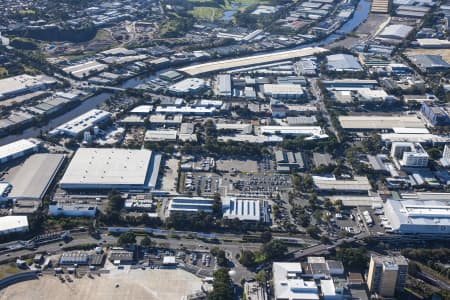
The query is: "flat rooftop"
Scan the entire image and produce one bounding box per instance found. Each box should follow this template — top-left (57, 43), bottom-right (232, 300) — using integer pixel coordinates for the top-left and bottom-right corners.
top-left (339, 115), bottom-right (425, 129)
top-left (0, 139), bottom-right (41, 163)
top-left (8, 154), bottom-right (65, 200)
top-left (60, 148), bottom-right (160, 190)
top-left (312, 175), bottom-right (371, 191)
top-left (178, 47), bottom-right (328, 76)
top-left (222, 197), bottom-right (261, 221)
top-left (0, 216), bottom-right (28, 233)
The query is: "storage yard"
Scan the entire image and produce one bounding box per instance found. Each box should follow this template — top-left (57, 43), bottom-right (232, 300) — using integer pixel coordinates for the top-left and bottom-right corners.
top-left (0, 268), bottom-right (204, 300)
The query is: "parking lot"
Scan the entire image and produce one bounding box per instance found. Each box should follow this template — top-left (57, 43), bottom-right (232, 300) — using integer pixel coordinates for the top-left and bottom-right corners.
top-left (226, 174), bottom-right (293, 197)
top-left (181, 172), bottom-right (221, 195)
top-left (216, 159), bottom-right (259, 173)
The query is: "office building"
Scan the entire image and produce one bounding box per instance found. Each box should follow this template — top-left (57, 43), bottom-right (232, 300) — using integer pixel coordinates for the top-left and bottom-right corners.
top-left (367, 255), bottom-right (408, 297)
top-left (420, 101), bottom-right (450, 126)
top-left (275, 150), bottom-right (305, 173)
top-left (390, 142), bottom-right (429, 167)
top-left (273, 262), bottom-right (319, 300)
top-left (321, 279), bottom-right (344, 300)
top-left (441, 144), bottom-right (450, 167)
top-left (60, 148), bottom-right (161, 191)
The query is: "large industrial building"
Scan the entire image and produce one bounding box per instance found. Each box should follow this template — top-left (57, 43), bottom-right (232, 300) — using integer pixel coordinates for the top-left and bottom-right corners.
top-left (178, 47), bottom-right (328, 76)
top-left (260, 126), bottom-right (327, 138)
top-left (0, 216), bottom-right (28, 235)
top-left (0, 74), bottom-right (57, 100)
top-left (217, 74), bottom-right (232, 97)
top-left (408, 55), bottom-right (450, 73)
top-left (312, 175), bottom-right (372, 194)
top-left (367, 255), bottom-right (408, 298)
top-left (168, 197), bottom-right (214, 214)
top-left (338, 115), bottom-right (425, 131)
top-left (59, 148), bottom-right (161, 191)
top-left (383, 199), bottom-right (450, 235)
top-left (7, 154), bottom-right (66, 201)
top-left (326, 54), bottom-right (363, 72)
top-left (63, 60), bottom-right (108, 79)
top-left (378, 24), bottom-right (414, 40)
top-left (168, 78), bottom-right (207, 96)
top-left (222, 197), bottom-right (261, 222)
top-left (263, 84), bottom-right (305, 100)
top-left (0, 139), bottom-right (41, 165)
top-left (50, 109), bottom-right (111, 137)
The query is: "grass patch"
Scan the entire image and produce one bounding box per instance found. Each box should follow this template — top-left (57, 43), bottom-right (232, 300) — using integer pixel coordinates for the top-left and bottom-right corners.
top-left (189, 7), bottom-right (223, 20)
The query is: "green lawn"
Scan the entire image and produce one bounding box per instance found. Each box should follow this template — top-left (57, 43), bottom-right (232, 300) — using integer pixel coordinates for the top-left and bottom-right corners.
top-left (189, 7), bottom-right (224, 21)
top-left (187, 0), bottom-right (271, 19)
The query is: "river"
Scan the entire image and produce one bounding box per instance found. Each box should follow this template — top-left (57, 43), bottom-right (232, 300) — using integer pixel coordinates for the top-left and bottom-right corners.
top-left (0, 0), bottom-right (371, 146)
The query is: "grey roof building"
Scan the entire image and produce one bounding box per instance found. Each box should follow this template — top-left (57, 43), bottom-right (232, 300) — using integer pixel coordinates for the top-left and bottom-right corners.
top-left (326, 54), bottom-right (363, 72)
top-left (409, 55), bottom-right (450, 73)
top-left (378, 24), bottom-right (414, 39)
top-left (275, 150), bottom-right (305, 173)
top-left (8, 154), bottom-right (66, 201)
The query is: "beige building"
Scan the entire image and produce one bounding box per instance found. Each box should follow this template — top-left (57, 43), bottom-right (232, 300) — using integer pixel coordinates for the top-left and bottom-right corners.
top-left (367, 255), bottom-right (408, 298)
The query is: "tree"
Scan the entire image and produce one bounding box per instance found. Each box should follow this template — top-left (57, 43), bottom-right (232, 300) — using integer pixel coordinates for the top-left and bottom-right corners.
top-left (118, 231), bottom-right (136, 246)
top-left (108, 190), bottom-right (124, 212)
top-left (239, 250), bottom-right (256, 267)
top-left (306, 225), bottom-right (319, 238)
top-left (261, 240), bottom-right (287, 260)
top-left (212, 193), bottom-right (222, 218)
top-left (255, 270), bottom-right (267, 286)
top-left (211, 247), bottom-right (228, 267)
top-left (427, 148), bottom-right (441, 160)
top-left (336, 246), bottom-right (368, 269)
top-left (208, 268), bottom-right (234, 300)
top-left (140, 236), bottom-right (152, 248)
top-left (260, 231), bottom-right (272, 243)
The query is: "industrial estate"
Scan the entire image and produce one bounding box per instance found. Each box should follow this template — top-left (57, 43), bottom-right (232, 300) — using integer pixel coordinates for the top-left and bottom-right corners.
top-left (0, 0), bottom-right (449, 299)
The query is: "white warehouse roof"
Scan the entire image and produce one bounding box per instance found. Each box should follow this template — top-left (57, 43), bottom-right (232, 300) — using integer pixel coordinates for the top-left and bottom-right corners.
top-left (326, 54), bottom-right (363, 72)
top-left (178, 47), bottom-right (328, 76)
top-left (60, 148), bottom-right (161, 190)
top-left (52, 109), bottom-right (111, 137)
top-left (222, 197), bottom-right (261, 222)
top-left (0, 216), bottom-right (28, 235)
top-left (384, 199), bottom-right (450, 234)
top-left (379, 24), bottom-right (414, 39)
top-left (0, 139), bottom-right (41, 164)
